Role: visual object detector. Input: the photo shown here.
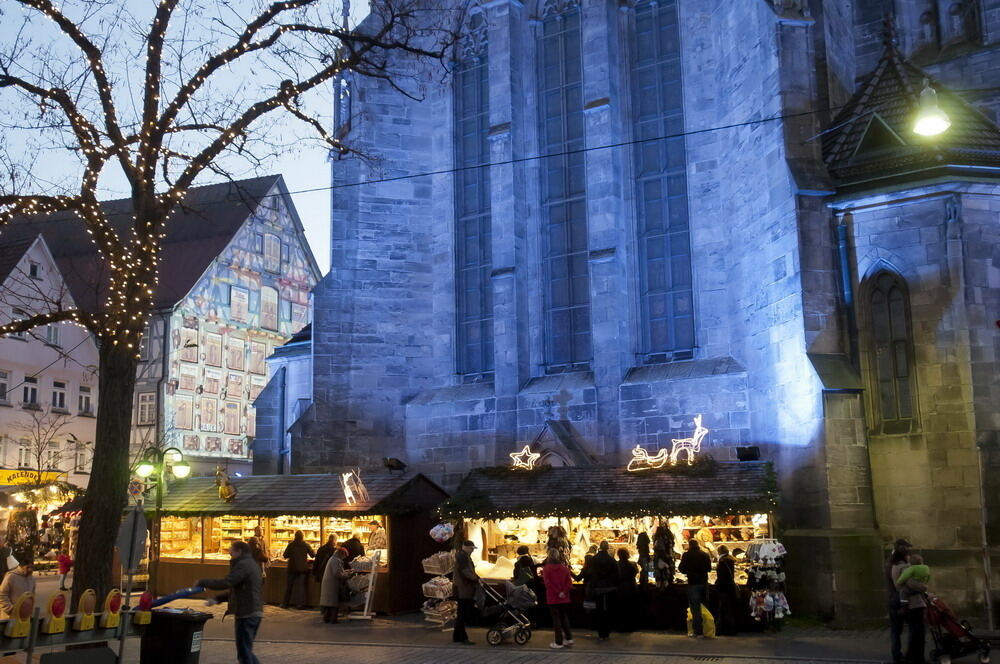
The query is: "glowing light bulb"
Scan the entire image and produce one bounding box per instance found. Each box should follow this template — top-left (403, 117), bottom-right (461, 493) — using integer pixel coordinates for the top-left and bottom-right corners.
top-left (913, 80), bottom-right (951, 137)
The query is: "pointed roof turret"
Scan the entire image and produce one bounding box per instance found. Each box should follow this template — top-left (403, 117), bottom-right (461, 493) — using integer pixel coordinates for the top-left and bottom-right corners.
top-left (821, 29), bottom-right (1000, 191)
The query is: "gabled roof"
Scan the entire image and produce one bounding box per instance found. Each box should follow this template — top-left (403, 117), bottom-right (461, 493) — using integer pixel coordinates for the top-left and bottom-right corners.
top-left (1, 175), bottom-right (316, 312)
top-left (821, 39), bottom-right (1000, 190)
top-left (158, 472), bottom-right (447, 517)
top-left (440, 461), bottom-right (776, 519)
top-left (0, 236), bottom-right (37, 286)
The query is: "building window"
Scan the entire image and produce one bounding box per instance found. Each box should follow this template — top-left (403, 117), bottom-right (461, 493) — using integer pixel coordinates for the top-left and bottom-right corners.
top-left (51, 381), bottom-right (67, 411)
top-left (137, 392), bottom-right (156, 426)
top-left (631, 0), bottom-right (694, 361)
top-left (254, 233), bottom-right (264, 254)
top-left (22, 376), bottom-right (38, 407)
top-left (74, 446), bottom-right (88, 473)
top-left (454, 12), bottom-right (493, 380)
top-left (46, 325), bottom-right (60, 347)
top-left (538, 0), bottom-right (590, 371)
top-left (10, 309), bottom-right (27, 339)
top-left (898, 0), bottom-right (981, 57)
top-left (0, 370), bottom-right (8, 404)
top-left (78, 385), bottom-right (93, 415)
top-left (139, 324), bottom-right (151, 361)
top-left (17, 444), bottom-right (30, 469)
top-left (28, 262), bottom-right (41, 279)
top-left (866, 271), bottom-right (917, 434)
top-left (45, 444), bottom-right (59, 470)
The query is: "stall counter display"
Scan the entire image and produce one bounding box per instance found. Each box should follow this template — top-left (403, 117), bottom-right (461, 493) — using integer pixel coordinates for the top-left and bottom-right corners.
top-left (160, 517), bottom-right (203, 559)
top-left (468, 513), bottom-right (771, 581)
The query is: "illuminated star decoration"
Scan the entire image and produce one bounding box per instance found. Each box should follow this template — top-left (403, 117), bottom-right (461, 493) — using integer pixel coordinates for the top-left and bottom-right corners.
top-left (509, 445), bottom-right (541, 470)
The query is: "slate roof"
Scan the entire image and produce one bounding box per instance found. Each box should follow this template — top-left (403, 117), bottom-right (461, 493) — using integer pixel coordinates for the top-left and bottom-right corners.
top-left (158, 472), bottom-right (447, 517)
top-left (440, 461), bottom-right (776, 519)
top-left (821, 39), bottom-right (1000, 189)
top-left (1, 175), bottom-right (318, 312)
top-left (0, 236), bottom-right (36, 286)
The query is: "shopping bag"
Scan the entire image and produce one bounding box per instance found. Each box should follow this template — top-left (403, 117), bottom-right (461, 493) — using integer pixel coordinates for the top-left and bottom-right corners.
top-left (685, 605), bottom-right (716, 638)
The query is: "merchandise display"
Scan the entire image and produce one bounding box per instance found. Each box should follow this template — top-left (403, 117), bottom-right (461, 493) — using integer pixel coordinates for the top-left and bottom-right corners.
top-left (160, 514), bottom-right (389, 567)
top-left (467, 513), bottom-right (770, 578)
top-left (746, 539), bottom-right (790, 624)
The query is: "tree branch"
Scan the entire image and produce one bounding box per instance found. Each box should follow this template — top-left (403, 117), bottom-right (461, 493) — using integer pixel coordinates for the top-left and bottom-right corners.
top-left (16, 0), bottom-right (135, 182)
top-left (0, 310), bottom-right (102, 336)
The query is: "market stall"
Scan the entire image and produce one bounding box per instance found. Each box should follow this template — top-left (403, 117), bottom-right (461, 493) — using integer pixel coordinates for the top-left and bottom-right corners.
top-left (154, 471), bottom-right (448, 613)
top-left (439, 460), bottom-right (781, 631)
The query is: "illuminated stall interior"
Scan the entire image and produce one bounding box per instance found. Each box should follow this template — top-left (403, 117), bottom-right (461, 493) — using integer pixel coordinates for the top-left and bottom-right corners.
top-left (156, 472), bottom-right (448, 613)
top-left (441, 462), bottom-right (776, 584)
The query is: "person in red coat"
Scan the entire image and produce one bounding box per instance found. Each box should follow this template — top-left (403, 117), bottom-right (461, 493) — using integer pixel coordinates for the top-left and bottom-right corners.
top-left (56, 552), bottom-right (73, 591)
top-left (540, 548), bottom-right (574, 649)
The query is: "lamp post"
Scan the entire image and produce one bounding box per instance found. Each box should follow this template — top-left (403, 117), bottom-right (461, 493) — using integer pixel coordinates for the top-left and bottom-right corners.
top-left (135, 447), bottom-right (190, 594)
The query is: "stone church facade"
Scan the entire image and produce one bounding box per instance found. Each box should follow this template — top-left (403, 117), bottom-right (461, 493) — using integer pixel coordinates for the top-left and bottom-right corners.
top-left (260, 0), bottom-right (1000, 622)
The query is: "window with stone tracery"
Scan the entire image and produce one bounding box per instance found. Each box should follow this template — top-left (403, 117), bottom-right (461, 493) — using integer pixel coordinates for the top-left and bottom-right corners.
top-left (538, 0), bottom-right (591, 372)
top-left (454, 9), bottom-right (493, 380)
top-left (865, 271), bottom-right (918, 434)
top-left (630, 0), bottom-right (694, 361)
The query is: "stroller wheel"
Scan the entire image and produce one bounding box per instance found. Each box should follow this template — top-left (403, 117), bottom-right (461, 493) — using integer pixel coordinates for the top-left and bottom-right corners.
top-left (931, 650), bottom-right (951, 664)
top-left (979, 649), bottom-right (990, 664)
top-left (514, 627), bottom-right (531, 645)
top-left (486, 628), bottom-right (504, 646)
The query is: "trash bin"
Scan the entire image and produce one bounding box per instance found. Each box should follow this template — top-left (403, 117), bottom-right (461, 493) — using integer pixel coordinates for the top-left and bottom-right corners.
top-left (139, 608), bottom-right (212, 664)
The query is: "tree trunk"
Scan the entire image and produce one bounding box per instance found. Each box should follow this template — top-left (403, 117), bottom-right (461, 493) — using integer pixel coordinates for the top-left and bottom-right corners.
top-left (72, 341), bottom-right (138, 604)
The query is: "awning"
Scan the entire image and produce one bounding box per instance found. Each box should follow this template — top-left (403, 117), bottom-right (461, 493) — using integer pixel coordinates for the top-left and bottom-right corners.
top-left (439, 461), bottom-right (776, 520)
top-left (157, 472), bottom-right (448, 518)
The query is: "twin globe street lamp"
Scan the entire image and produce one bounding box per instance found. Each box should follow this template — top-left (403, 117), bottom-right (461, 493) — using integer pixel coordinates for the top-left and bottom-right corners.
top-left (135, 447), bottom-right (190, 592)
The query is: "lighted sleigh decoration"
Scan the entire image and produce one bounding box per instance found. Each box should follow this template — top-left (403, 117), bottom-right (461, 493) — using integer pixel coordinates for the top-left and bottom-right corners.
top-left (627, 415), bottom-right (709, 471)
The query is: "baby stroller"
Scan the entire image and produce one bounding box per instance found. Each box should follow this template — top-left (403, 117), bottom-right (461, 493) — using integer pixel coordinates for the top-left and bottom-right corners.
top-left (477, 580), bottom-right (536, 646)
top-left (925, 594), bottom-right (991, 664)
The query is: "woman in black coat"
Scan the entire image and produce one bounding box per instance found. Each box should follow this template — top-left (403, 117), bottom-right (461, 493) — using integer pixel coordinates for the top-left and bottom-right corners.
top-left (615, 548), bottom-right (639, 632)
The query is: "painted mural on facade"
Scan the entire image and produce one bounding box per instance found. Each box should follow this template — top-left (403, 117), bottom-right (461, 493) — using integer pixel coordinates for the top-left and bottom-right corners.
top-left (162, 193), bottom-right (315, 461)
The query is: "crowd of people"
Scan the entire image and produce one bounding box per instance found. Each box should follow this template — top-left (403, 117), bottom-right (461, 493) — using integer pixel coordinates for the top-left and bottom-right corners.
top-left (452, 525), bottom-right (743, 649)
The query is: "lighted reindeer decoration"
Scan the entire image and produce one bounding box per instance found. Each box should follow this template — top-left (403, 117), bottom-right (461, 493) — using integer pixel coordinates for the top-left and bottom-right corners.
top-left (669, 414), bottom-right (709, 466)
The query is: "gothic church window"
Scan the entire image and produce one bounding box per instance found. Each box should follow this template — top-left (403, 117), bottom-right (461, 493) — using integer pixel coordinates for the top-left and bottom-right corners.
top-left (866, 271), bottom-right (917, 434)
top-left (454, 10), bottom-right (494, 380)
top-left (630, 0), bottom-right (693, 360)
top-left (538, 0), bottom-right (591, 372)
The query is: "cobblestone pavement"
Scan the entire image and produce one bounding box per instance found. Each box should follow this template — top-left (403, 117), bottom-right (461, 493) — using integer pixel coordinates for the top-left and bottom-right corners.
top-left (161, 639), bottom-right (886, 664)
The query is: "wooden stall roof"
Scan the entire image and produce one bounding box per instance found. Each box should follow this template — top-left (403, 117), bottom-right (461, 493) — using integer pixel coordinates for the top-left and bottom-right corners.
top-left (439, 461), bottom-right (776, 519)
top-left (158, 472), bottom-right (447, 518)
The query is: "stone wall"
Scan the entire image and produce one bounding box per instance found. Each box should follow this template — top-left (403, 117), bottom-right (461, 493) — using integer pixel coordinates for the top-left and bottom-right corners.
top-left (833, 183), bottom-right (999, 614)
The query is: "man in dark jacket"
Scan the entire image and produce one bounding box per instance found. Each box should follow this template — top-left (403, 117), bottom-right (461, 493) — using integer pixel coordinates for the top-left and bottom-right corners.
top-left (198, 541), bottom-right (264, 664)
top-left (282, 531), bottom-right (314, 609)
top-left (679, 538), bottom-right (712, 637)
top-left (591, 541), bottom-right (619, 641)
top-left (342, 532), bottom-right (365, 564)
top-left (714, 544), bottom-right (739, 635)
top-left (313, 535), bottom-right (338, 584)
top-left (452, 540), bottom-right (479, 645)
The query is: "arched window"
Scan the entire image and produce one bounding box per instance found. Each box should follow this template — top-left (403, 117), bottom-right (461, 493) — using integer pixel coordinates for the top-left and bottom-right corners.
top-left (631, 0), bottom-right (693, 361)
top-left (334, 76), bottom-right (352, 136)
top-left (866, 271), bottom-right (917, 434)
top-left (538, 0), bottom-right (590, 372)
top-left (454, 10), bottom-right (493, 380)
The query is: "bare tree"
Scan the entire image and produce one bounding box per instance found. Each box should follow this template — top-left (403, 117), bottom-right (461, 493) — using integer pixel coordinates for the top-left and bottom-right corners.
top-left (9, 406), bottom-right (87, 487)
top-left (0, 0), bottom-right (455, 599)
